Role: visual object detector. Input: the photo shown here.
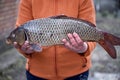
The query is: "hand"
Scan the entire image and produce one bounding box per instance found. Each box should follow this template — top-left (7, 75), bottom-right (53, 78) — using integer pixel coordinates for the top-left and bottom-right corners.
top-left (62, 32), bottom-right (88, 53)
top-left (14, 41), bottom-right (42, 54)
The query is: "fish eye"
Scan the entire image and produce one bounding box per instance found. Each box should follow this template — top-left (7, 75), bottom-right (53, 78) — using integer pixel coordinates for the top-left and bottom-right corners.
top-left (12, 34), bottom-right (16, 38)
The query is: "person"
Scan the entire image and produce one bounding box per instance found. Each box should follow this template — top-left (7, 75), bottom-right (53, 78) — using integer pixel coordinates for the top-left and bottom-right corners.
top-left (14, 0), bottom-right (96, 80)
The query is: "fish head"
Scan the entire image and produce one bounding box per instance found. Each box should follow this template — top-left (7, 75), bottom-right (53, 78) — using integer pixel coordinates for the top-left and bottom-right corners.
top-left (6, 28), bottom-right (26, 45)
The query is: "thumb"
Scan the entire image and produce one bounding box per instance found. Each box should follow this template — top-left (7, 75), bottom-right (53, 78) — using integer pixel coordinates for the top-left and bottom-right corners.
top-left (13, 42), bottom-right (21, 49)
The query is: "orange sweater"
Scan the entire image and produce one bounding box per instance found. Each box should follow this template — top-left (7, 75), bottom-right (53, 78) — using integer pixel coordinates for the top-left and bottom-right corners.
top-left (16, 0), bottom-right (96, 80)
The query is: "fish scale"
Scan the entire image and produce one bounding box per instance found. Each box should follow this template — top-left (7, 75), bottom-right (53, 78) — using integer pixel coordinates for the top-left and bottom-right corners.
top-left (22, 18), bottom-right (103, 46)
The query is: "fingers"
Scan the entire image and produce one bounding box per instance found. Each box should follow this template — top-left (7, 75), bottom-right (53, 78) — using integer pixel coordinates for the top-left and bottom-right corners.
top-left (62, 32), bottom-right (88, 53)
top-left (62, 38), bottom-right (80, 52)
top-left (14, 41), bottom-right (34, 54)
top-left (13, 41), bottom-right (42, 54)
top-left (67, 32), bottom-right (84, 48)
top-left (62, 39), bottom-right (73, 49)
top-left (30, 43), bottom-right (42, 52)
top-left (21, 41), bottom-right (31, 51)
top-left (13, 42), bottom-right (21, 49)
top-left (67, 33), bottom-right (78, 48)
top-left (73, 32), bottom-right (84, 46)
top-left (25, 47), bottom-right (34, 54)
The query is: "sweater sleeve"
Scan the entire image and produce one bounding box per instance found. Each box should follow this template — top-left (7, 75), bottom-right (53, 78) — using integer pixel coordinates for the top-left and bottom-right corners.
top-left (16, 0), bottom-right (33, 58)
top-left (78, 0), bottom-right (96, 56)
top-left (78, 0), bottom-right (96, 25)
top-left (16, 0), bottom-right (33, 27)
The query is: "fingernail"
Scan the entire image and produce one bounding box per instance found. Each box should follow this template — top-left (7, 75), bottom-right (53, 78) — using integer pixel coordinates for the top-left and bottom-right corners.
top-left (62, 39), bottom-right (66, 42)
top-left (14, 42), bottom-right (17, 44)
top-left (67, 33), bottom-right (72, 36)
top-left (73, 32), bottom-right (77, 35)
top-left (25, 41), bottom-right (29, 43)
top-left (62, 39), bottom-right (65, 41)
top-left (24, 41), bottom-right (29, 45)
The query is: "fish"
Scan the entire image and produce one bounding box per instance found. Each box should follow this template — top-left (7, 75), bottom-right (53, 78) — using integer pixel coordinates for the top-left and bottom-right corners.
top-left (6, 15), bottom-right (120, 59)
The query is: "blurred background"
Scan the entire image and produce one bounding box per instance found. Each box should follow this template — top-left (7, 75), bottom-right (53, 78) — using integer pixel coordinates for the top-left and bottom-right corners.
top-left (0, 0), bottom-right (120, 80)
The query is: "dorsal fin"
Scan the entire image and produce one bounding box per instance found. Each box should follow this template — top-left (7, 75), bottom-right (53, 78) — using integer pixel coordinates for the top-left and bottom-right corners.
top-left (49, 15), bottom-right (96, 27)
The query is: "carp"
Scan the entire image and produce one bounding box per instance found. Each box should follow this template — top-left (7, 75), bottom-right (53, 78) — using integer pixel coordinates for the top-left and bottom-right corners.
top-left (6, 15), bottom-right (120, 59)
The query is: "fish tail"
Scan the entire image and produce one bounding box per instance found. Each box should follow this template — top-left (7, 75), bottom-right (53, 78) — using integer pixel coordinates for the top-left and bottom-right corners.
top-left (98, 32), bottom-right (120, 59)
top-left (103, 32), bottom-right (120, 45)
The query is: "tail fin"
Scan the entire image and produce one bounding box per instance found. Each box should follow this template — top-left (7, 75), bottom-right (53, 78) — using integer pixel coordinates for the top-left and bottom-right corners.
top-left (104, 33), bottom-right (120, 45)
top-left (98, 32), bottom-right (120, 59)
